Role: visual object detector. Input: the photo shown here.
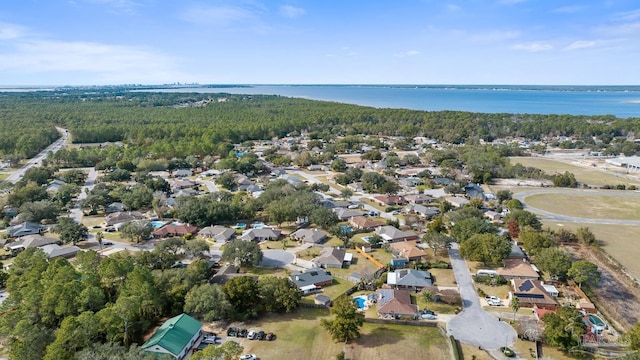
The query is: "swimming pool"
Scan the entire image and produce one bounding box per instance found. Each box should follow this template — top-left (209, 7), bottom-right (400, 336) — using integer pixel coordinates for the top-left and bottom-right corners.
top-left (353, 296), bottom-right (366, 309)
top-left (587, 314), bottom-right (606, 332)
top-left (151, 221), bottom-right (166, 228)
top-left (362, 236), bottom-right (371, 243)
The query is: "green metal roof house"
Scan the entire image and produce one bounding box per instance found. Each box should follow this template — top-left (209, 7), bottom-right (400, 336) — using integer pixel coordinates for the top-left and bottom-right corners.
top-left (142, 313), bottom-right (202, 359)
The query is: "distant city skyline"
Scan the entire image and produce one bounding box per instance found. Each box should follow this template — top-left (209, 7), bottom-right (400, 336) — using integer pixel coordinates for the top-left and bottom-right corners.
top-left (0, 0), bottom-right (639, 85)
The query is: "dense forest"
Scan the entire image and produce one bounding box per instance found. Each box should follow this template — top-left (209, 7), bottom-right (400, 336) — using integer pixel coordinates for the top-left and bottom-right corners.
top-left (1, 88), bottom-right (640, 162)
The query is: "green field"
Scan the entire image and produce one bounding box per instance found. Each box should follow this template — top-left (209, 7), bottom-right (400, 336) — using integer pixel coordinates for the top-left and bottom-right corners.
top-left (526, 193), bottom-right (640, 220)
top-left (543, 222), bottom-right (640, 280)
top-left (232, 308), bottom-right (450, 360)
top-left (510, 157), bottom-right (640, 187)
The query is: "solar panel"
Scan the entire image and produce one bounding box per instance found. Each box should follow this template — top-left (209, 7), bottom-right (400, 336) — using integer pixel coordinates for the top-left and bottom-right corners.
top-left (518, 280), bottom-right (534, 292)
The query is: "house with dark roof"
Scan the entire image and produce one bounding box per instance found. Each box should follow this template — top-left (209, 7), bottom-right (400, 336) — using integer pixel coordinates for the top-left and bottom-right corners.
top-left (104, 211), bottom-right (145, 227)
top-left (105, 202), bottom-right (127, 214)
top-left (239, 228), bottom-right (281, 241)
top-left (152, 224), bottom-right (199, 239)
top-left (332, 207), bottom-right (365, 221)
top-left (173, 169), bottom-right (193, 178)
top-left (312, 247), bottom-right (353, 268)
top-left (374, 226), bottom-right (419, 243)
top-left (377, 289), bottom-right (419, 319)
top-left (6, 222), bottom-right (43, 237)
top-left (387, 269), bottom-right (433, 290)
top-left (404, 204), bottom-right (440, 218)
top-left (289, 268), bottom-right (333, 294)
top-left (198, 225), bottom-right (235, 242)
top-left (348, 216), bottom-right (386, 231)
top-left (510, 279), bottom-right (559, 310)
top-left (465, 183), bottom-right (484, 199)
top-left (4, 234), bottom-right (60, 254)
top-left (40, 244), bottom-right (81, 259)
top-left (290, 228), bottom-right (328, 244)
top-left (141, 313), bottom-right (202, 359)
top-left (403, 194), bottom-right (433, 204)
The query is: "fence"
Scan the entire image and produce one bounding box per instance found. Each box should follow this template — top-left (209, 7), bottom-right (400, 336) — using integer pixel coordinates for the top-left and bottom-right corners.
top-left (355, 246), bottom-right (385, 268)
top-left (363, 318), bottom-right (439, 327)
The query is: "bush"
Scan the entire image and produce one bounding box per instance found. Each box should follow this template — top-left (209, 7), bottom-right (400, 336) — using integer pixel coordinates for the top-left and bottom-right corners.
top-left (475, 274), bottom-right (507, 285)
top-left (450, 335), bottom-right (462, 360)
top-left (500, 347), bottom-right (515, 357)
top-left (429, 260), bottom-right (451, 269)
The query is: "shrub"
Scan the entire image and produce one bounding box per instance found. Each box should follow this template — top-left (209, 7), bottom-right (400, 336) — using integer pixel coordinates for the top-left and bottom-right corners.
top-left (500, 347), bottom-right (515, 357)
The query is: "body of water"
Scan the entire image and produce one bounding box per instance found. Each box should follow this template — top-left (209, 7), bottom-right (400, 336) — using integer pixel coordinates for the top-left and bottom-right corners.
top-left (146, 85), bottom-right (640, 118)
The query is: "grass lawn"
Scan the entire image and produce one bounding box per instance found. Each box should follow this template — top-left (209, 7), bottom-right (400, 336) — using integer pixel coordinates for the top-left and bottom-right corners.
top-left (316, 175), bottom-right (344, 190)
top-left (260, 240), bottom-right (294, 250)
top-left (0, 173), bottom-right (8, 181)
top-left (429, 268), bottom-right (457, 287)
top-left (459, 343), bottom-right (493, 360)
top-left (237, 308), bottom-right (450, 360)
top-left (475, 283), bottom-right (511, 300)
top-left (360, 197), bottom-right (388, 212)
top-left (297, 247), bottom-right (322, 260)
top-left (543, 222), bottom-right (640, 280)
top-left (81, 215), bottom-right (104, 228)
top-left (510, 157), bottom-right (640, 187)
top-left (244, 267), bottom-right (289, 277)
top-left (526, 193), bottom-right (640, 220)
top-left (302, 276), bottom-right (354, 301)
top-left (329, 252), bottom-right (380, 279)
top-left (414, 293), bottom-right (460, 314)
top-left (512, 337), bottom-right (587, 360)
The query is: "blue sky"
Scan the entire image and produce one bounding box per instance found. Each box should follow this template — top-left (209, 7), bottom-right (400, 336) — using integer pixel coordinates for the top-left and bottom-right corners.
top-left (1, 0), bottom-right (639, 85)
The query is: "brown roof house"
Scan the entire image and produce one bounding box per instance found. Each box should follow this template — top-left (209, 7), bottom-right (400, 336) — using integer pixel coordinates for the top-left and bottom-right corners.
top-left (497, 259), bottom-right (540, 280)
top-left (152, 223), bottom-right (199, 239)
top-left (290, 228), bottom-right (328, 244)
top-left (389, 241), bottom-right (427, 261)
top-left (510, 279), bottom-right (559, 310)
top-left (373, 195), bottom-right (407, 206)
top-left (376, 289), bottom-right (419, 320)
top-left (348, 216), bottom-right (386, 231)
top-left (312, 247), bottom-right (353, 268)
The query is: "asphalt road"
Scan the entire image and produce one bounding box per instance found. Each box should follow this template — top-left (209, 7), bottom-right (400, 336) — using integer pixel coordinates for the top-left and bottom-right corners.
top-left (447, 243), bottom-right (516, 349)
top-left (513, 188), bottom-right (640, 225)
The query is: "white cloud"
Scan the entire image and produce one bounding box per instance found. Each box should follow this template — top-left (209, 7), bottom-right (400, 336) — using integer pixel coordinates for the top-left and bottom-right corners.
top-left (279, 5), bottom-right (305, 18)
top-left (0, 22), bottom-right (28, 40)
top-left (0, 40), bottom-right (188, 83)
top-left (179, 5), bottom-right (258, 26)
top-left (565, 40), bottom-right (596, 50)
top-left (512, 42), bottom-right (553, 52)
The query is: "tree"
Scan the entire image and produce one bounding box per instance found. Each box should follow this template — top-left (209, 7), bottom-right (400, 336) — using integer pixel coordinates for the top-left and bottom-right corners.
top-left (361, 149), bottom-right (382, 161)
top-left (75, 343), bottom-right (150, 360)
top-left (422, 232), bottom-right (453, 256)
top-left (309, 206), bottom-right (339, 229)
top-left (340, 188), bottom-right (354, 200)
top-left (184, 239), bottom-right (210, 258)
top-left (496, 190), bottom-right (513, 203)
top-left (330, 158), bottom-right (347, 172)
top-left (222, 239), bottom-right (263, 268)
top-left (18, 200), bottom-right (60, 223)
top-left (321, 295), bottom-right (364, 343)
top-left (216, 172), bottom-right (237, 191)
top-left (568, 261), bottom-right (601, 288)
top-left (22, 166), bottom-right (53, 185)
top-left (575, 227), bottom-right (597, 246)
top-left (120, 221), bottom-right (153, 243)
top-left (53, 217), bottom-right (88, 245)
top-left (450, 216), bottom-right (497, 242)
top-left (511, 296), bottom-right (520, 322)
top-left (459, 233), bottom-right (511, 265)
top-left (427, 215), bottom-right (446, 233)
top-left (504, 210), bottom-right (541, 231)
top-left (7, 182), bottom-right (49, 207)
top-left (190, 341), bottom-right (243, 360)
top-left (552, 171), bottom-right (578, 188)
top-left (542, 307), bottom-right (586, 351)
top-left (506, 199), bottom-right (523, 211)
top-left (184, 283), bottom-right (232, 321)
top-left (258, 276), bottom-right (301, 313)
top-left (223, 276), bottom-right (261, 320)
top-left (535, 248), bottom-right (572, 279)
top-left (120, 186), bottom-right (153, 210)
top-left (96, 231), bottom-right (104, 249)
top-left (44, 312), bottom-right (101, 360)
top-left (518, 230), bottom-right (555, 256)
top-left (622, 322), bottom-right (640, 350)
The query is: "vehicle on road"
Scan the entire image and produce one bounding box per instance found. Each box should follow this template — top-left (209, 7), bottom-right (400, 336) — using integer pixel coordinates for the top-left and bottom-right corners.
top-left (102, 241), bottom-right (113, 246)
top-left (240, 355), bottom-right (257, 360)
top-left (420, 310), bottom-right (437, 320)
top-left (247, 330), bottom-right (256, 340)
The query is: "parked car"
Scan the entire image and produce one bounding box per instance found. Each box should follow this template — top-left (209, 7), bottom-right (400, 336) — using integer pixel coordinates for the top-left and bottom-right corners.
top-left (485, 296), bottom-right (501, 306)
top-left (102, 241), bottom-right (114, 246)
top-left (420, 310), bottom-right (436, 320)
top-left (247, 330), bottom-right (256, 340)
top-left (391, 210), bottom-right (401, 215)
top-left (256, 330), bottom-right (266, 340)
top-left (227, 327), bottom-right (238, 336)
top-left (240, 355), bottom-right (257, 360)
top-left (266, 332), bottom-right (276, 341)
top-left (421, 309), bottom-right (436, 316)
top-left (238, 328), bottom-right (248, 337)
top-left (202, 333), bottom-right (216, 344)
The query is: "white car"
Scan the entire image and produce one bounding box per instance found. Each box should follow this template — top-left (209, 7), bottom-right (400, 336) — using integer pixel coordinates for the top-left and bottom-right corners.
top-left (240, 355), bottom-right (257, 360)
top-left (485, 296), bottom-right (501, 306)
top-left (247, 330), bottom-right (256, 340)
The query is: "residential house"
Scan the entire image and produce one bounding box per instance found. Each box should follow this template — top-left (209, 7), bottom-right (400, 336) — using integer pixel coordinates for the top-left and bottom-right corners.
top-left (4, 234), bottom-right (60, 254)
top-left (484, 210), bottom-right (503, 222)
top-left (141, 313), bottom-right (202, 360)
top-left (398, 177), bottom-right (422, 188)
top-left (239, 228), bottom-right (281, 241)
top-left (346, 182), bottom-right (364, 193)
top-left (497, 259), bottom-right (540, 280)
top-left (404, 194), bottom-right (433, 204)
top-left (209, 265), bottom-right (242, 285)
top-left (333, 207), bottom-right (365, 221)
top-left (404, 204), bottom-right (440, 218)
top-left (320, 199), bottom-right (349, 209)
top-left (279, 174), bottom-right (303, 186)
top-left (289, 268), bottom-right (333, 295)
top-left (173, 169), bottom-right (193, 178)
top-left (152, 224), bottom-right (199, 239)
top-left (40, 244), bottom-right (81, 259)
top-left (387, 269), bottom-right (433, 290)
top-left (198, 225), bottom-right (235, 242)
top-left (6, 222), bottom-right (43, 237)
top-left (389, 241), bottom-right (427, 261)
top-left (510, 279), bottom-right (559, 310)
top-left (443, 196), bottom-right (469, 208)
top-left (104, 211), bottom-right (145, 227)
top-left (46, 179), bottom-right (67, 193)
top-left (290, 228), bottom-right (328, 244)
top-left (105, 202), bottom-right (126, 214)
top-left (376, 289), bottom-right (419, 319)
top-left (312, 247), bottom-right (353, 268)
top-left (465, 183), bottom-right (484, 199)
top-left (308, 164), bottom-right (328, 171)
top-left (507, 242), bottom-right (527, 259)
top-left (374, 226), bottom-right (419, 243)
top-left (373, 195), bottom-right (406, 206)
top-left (170, 179), bottom-right (197, 192)
top-left (349, 216), bottom-right (386, 231)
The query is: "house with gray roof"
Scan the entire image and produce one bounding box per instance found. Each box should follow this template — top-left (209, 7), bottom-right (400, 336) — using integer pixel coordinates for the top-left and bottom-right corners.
top-left (4, 234), bottom-right (60, 254)
top-left (332, 207), bottom-right (365, 221)
top-left (198, 225), bottom-right (235, 242)
top-left (312, 247), bottom-right (353, 268)
top-left (239, 228), bottom-right (281, 241)
top-left (289, 268), bottom-right (333, 294)
top-left (374, 226), bottom-right (419, 243)
top-left (142, 313), bottom-right (202, 359)
top-left (40, 244), bottom-right (81, 259)
top-left (387, 269), bottom-right (433, 290)
top-left (290, 228), bottom-right (328, 244)
top-left (404, 204), bottom-right (440, 218)
top-left (6, 222), bottom-right (43, 238)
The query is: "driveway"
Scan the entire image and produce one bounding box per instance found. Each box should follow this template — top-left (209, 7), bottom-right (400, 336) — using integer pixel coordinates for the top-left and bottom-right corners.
top-left (447, 243), bottom-right (516, 349)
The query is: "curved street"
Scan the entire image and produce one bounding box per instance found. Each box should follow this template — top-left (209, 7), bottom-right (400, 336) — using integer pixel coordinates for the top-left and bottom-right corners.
top-left (447, 243), bottom-right (516, 349)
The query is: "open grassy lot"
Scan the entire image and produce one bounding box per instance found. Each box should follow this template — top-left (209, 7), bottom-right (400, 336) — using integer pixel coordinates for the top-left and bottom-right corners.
top-left (526, 193), bottom-right (640, 220)
top-left (236, 308), bottom-right (450, 360)
top-left (543, 222), bottom-right (640, 280)
top-left (429, 268), bottom-right (457, 287)
top-left (510, 157), bottom-right (640, 187)
top-left (513, 337), bottom-right (586, 360)
top-left (0, 173), bottom-right (8, 181)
